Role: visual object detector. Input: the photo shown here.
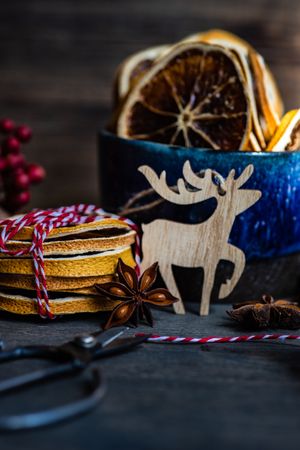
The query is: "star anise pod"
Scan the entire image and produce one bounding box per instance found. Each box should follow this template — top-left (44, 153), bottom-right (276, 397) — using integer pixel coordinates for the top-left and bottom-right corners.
top-left (227, 294), bottom-right (300, 329)
top-left (96, 259), bottom-right (178, 330)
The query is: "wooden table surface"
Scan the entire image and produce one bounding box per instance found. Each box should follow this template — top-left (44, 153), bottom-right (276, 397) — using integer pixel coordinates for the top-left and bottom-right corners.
top-left (1, 1), bottom-right (300, 448)
top-left (0, 304), bottom-right (299, 450)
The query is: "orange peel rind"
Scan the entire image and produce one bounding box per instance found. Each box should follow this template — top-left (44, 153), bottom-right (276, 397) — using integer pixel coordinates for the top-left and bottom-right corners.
top-left (266, 109), bottom-right (300, 152)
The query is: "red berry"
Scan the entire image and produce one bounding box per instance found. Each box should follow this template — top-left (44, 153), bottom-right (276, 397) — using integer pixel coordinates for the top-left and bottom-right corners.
top-left (0, 118), bottom-right (15, 134)
top-left (6, 153), bottom-right (25, 169)
top-left (10, 190), bottom-right (30, 207)
top-left (0, 157), bottom-right (6, 172)
top-left (27, 163), bottom-right (46, 183)
top-left (15, 125), bottom-right (32, 143)
top-left (3, 136), bottom-right (20, 154)
top-left (13, 171), bottom-right (30, 190)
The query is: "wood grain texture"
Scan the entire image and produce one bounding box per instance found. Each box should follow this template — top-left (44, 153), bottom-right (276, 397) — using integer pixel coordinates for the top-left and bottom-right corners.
top-left (1, 0), bottom-right (300, 209)
top-left (139, 162), bottom-right (261, 315)
top-left (0, 305), bottom-right (299, 450)
top-left (1, 3), bottom-right (300, 448)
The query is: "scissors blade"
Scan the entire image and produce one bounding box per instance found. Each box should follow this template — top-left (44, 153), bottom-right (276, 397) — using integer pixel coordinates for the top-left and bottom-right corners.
top-left (92, 326), bottom-right (128, 348)
top-left (93, 333), bottom-right (149, 359)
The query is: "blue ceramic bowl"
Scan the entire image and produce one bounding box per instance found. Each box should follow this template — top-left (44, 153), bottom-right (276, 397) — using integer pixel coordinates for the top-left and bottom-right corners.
top-left (99, 131), bottom-right (300, 262)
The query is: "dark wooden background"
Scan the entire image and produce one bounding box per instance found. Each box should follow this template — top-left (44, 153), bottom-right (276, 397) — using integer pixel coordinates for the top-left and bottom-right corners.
top-left (1, 0), bottom-right (300, 209)
top-left (1, 2), bottom-right (300, 450)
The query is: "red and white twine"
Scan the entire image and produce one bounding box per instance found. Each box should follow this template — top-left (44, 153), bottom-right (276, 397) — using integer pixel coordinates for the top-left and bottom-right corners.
top-left (0, 204), bottom-right (141, 319)
top-left (137, 333), bottom-right (300, 344)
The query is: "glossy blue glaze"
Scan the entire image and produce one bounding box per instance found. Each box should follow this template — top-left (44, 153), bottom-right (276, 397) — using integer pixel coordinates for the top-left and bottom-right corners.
top-left (99, 131), bottom-right (300, 261)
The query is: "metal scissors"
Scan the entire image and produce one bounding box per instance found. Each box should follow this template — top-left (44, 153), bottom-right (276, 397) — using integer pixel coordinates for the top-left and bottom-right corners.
top-left (0, 327), bottom-right (147, 431)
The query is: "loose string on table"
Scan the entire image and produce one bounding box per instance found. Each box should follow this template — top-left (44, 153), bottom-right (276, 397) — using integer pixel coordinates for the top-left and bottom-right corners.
top-left (0, 204), bottom-right (141, 319)
top-left (136, 333), bottom-right (300, 344)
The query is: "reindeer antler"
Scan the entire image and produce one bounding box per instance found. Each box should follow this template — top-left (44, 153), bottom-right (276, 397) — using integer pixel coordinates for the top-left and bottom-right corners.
top-left (138, 163), bottom-right (219, 205)
top-left (182, 161), bottom-right (213, 189)
top-left (184, 161), bottom-right (227, 195)
top-left (235, 165), bottom-right (254, 188)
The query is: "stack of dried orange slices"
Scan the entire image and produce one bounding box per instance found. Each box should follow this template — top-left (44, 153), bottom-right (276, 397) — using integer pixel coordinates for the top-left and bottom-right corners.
top-left (112, 29), bottom-right (299, 152)
top-left (0, 219), bottom-right (136, 315)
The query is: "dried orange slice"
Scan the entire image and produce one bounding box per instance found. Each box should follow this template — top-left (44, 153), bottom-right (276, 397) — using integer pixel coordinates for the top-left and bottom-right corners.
top-left (249, 50), bottom-right (283, 141)
top-left (181, 30), bottom-right (266, 150)
top-left (266, 109), bottom-right (300, 152)
top-left (264, 65), bottom-right (284, 119)
top-left (246, 132), bottom-right (262, 152)
top-left (114, 45), bottom-right (169, 104)
top-left (117, 43), bottom-right (251, 150)
top-left (193, 31), bottom-right (283, 143)
top-left (182, 29), bottom-right (252, 52)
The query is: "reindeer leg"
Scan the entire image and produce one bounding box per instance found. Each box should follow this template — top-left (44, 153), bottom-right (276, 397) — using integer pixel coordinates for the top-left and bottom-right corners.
top-left (140, 227), bottom-right (185, 312)
top-left (140, 228), bottom-right (157, 273)
top-left (219, 244), bottom-right (246, 299)
top-left (140, 256), bottom-right (152, 274)
top-left (159, 264), bottom-right (186, 314)
top-left (200, 266), bottom-right (216, 316)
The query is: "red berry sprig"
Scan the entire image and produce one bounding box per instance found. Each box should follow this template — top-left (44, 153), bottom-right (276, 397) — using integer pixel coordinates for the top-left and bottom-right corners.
top-left (0, 118), bottom-right (46, 213)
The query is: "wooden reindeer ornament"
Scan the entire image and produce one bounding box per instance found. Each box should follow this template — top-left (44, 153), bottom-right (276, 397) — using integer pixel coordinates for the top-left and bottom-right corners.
top-left (138, 161), bottom-right (262, 316)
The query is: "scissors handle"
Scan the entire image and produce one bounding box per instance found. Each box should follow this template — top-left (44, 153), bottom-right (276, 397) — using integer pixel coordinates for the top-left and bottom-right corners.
top-left (0, 368), bottom-right (105, 431)
top-left (0, 330), bottom-right (148, 429)
top-left (0, 345), bottom-right (58, 363)
top-left (0, 360), bottom-right (79, 394)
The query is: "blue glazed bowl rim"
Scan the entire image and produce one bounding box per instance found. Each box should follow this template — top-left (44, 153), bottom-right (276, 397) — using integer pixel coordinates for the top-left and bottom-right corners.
top-left (100, 130), bottom-right (300, 158)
